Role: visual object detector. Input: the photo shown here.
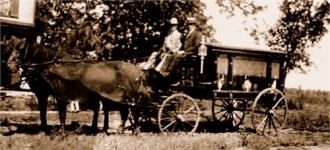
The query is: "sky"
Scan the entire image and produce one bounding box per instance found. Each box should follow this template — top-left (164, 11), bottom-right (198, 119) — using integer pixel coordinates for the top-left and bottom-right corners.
top-left (204, 0), bottom-right (330, 91)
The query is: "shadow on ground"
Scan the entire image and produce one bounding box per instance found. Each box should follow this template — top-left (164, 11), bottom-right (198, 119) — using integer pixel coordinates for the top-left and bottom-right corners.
top-left (0, 119), bottom-right (256, 136)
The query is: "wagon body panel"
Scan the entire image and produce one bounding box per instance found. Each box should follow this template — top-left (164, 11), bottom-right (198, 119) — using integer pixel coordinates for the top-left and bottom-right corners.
top-left (206, 43), bottom-right (287, 95)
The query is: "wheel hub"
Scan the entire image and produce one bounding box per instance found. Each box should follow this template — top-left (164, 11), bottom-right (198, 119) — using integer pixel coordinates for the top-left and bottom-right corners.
top-left (226, 101), bottom-right (238, 112)
top-left (268, 110), bottom-right (274, 116)
top-left (176, 114), bottom-right (185, 122)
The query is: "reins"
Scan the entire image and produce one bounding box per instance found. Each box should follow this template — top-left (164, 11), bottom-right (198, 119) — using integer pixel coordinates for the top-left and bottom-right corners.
top-left (21, 58), bottom-right (99, 67)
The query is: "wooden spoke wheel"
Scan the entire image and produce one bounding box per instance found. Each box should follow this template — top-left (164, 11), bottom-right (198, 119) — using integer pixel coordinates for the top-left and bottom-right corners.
top-left (252, 88), bottom-right (288, 134)
top-left (158, 93), bottom-right (200, 134)
top-left (212, 98), bottom-right (246, 129)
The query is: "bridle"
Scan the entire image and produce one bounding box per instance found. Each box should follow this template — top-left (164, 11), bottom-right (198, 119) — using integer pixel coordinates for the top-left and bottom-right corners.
top-left (20, 43), bottom-right (30, 61)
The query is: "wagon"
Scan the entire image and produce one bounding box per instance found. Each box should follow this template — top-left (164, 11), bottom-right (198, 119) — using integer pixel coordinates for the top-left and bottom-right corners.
top-left (151, 42), bottom-right (288, 135)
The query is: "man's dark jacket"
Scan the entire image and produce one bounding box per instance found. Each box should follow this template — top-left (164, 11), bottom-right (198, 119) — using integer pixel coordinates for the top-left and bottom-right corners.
top-left (183, 29), bottom-right (202, 54)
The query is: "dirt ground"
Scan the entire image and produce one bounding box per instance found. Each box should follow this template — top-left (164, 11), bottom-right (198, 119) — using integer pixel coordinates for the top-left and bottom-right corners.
top-left (0, 111), bottom-right (329, 150)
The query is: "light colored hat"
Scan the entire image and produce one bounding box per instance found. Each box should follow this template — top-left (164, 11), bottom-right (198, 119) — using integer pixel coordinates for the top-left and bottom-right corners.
top-left (169, 18), bottom-right (178, 25)
top-left (187, 17), bottom-right (196, 24)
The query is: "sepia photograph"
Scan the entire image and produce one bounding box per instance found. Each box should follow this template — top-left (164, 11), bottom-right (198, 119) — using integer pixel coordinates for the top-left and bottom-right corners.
top-left (1, 0), bottom-right (329, 149)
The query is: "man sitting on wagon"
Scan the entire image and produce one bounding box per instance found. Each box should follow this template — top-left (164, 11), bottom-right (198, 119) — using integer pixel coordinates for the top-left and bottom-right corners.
top-left (156, 17), bottom-right (203, 74)
top-left (140, 18), bottom-right (182, 71)
top-left (142, 17), bottom-right (202, 78)
top-left (154, 17), bottom-right (184, 76)
top-left (182, 17), bottom-right (202, 55)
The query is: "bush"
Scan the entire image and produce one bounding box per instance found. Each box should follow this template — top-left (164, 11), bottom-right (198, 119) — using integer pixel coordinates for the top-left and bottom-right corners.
top-left (0, 94), bottom-right (56, 111)
top-left (0, 96), bottom-right (35, 111)
top-left (286, 109), bottom-right (330, 131)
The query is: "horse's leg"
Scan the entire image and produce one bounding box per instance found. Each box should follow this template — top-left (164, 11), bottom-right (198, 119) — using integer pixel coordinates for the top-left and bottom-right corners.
top-left (130, 107), bottom-right (140, 135)
top-left (102, 101), bottom-right (109, 132)
top-left (91, 101), bottom-right (100, 132)
top-left (29, 78), bottom-right (50, 132)
top-left (33, 91), bottom-right (49, 131)
top-left (57, 100), bottom-right (67, 132)
top-left (119, 107), bottom-right (129, 134)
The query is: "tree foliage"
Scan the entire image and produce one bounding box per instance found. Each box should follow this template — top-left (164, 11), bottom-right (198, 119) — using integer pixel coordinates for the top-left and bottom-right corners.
top-left (266, 0), bottom-right (330, 74)
top-left (34, 0), bottom-right (213, 61)
top-left (216, 0), bottom-right (264, 17)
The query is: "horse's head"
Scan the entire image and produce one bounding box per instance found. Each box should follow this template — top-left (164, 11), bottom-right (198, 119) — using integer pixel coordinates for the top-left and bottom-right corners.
top-left (5, 36), bottom-right (63, 74)
top-left (5, 36), bottom-right (28, 72)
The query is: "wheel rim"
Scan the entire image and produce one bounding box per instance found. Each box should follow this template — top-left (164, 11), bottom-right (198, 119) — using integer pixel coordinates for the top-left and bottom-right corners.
top-left (158, 93), bottom-right (200, 134)
top-left (252, 88), bottom-right (288, 134)
top-left (212, 99), bottom-right (245, 129)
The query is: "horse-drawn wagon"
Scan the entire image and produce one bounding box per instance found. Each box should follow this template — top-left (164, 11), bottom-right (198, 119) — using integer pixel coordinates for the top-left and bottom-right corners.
top-left (2, 34), bottom-right (288, 135)
top-left (131, 42), bottom-right (288, 135)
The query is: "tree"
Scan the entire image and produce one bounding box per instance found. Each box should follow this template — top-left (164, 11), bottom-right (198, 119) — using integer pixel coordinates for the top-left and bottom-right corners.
top-left (266, 0), bottom-right (330, 74)
top-left (33, 0), bottom-right (214, 60)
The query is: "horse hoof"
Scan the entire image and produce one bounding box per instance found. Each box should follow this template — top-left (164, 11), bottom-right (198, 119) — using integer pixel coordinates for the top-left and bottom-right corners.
top-left (102, 127), bottom-right (109, 133)
top-left (117, 125), bottom-right (125, 134)
top-left (132, 128), bottom-right (141, 136)
top-left (40, 124), bottom-right (48, 131)
top-left (88, 128), bottom-right (99, 134)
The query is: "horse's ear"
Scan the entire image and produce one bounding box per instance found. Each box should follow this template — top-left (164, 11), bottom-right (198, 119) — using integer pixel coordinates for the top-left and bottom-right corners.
top-left (1, 35), bottom-right (7, 45)
top-left (6, 36), bottom-right (13, 45)
top-left (18, 38), bottom-right (27, 50)
top-left (4, 39), bottom-right (9, 45)
top-left (7, 36), bottom-right (20, 47)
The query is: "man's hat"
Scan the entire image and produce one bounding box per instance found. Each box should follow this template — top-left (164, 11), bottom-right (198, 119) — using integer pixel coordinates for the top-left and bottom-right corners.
top-left (169, 18), bottom-right (178, 25)
top-left (187, 17), bottom-right (196, 24)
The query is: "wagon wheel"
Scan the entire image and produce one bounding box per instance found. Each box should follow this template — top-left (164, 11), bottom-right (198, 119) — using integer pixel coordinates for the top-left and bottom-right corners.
top-left (252, 88), bottom-right (288, 134)
top-left (212, 99), bottom-right (246, 129)
top-left (158, 93), bottom-right (200, 134)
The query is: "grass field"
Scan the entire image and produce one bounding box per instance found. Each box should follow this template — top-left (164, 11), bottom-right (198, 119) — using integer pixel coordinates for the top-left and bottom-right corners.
top-left (0, 130), bottom-right (329, 149)
top-left (0, 88), bottom-right (329, 149)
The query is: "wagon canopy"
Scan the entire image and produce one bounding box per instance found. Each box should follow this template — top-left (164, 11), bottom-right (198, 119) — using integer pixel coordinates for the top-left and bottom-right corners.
top-left (206, 43), bottom-right (286, 58)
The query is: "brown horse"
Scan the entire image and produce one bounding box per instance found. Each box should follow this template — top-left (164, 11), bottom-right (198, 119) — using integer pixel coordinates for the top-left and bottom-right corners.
top-left (5, 36), bottom-right (152, 133)
top-left (47, 61), bottom-right (151, 133)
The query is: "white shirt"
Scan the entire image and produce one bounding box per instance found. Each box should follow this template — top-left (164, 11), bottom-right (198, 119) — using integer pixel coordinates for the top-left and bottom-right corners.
top-left (164, 29), bottom-right (182, 52)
